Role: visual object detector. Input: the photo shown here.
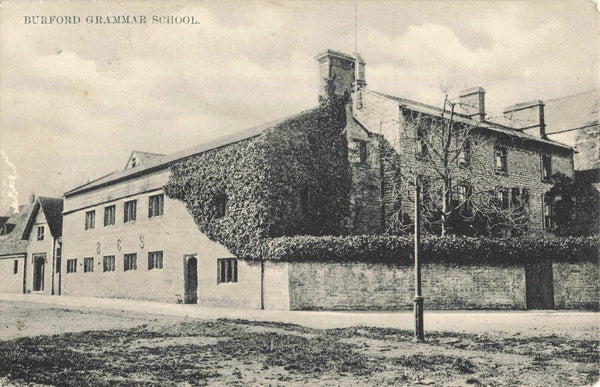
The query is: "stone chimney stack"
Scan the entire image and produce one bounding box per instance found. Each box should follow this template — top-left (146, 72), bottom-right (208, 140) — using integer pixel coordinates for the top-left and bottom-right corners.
top-left (503, 100), bottom-right (546, 139)
top-left (314, 49), bottom-right (366, 97)
top-left (455, 87), bottom-right (486, 122)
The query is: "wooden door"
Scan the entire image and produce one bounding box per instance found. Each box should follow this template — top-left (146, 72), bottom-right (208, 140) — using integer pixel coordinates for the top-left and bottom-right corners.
top-left (183, 255), bottom-right (198, 304)
top-left (525, 261), bottom-right (555, 309)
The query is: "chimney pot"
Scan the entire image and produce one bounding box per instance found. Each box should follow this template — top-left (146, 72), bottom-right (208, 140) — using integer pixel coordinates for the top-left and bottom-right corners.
top-left (503, 100), bottom-right (546, 139)
top-left (455, 87), bottom-right (486, 122)
top-left (315, 49), bottom-right (366, 97)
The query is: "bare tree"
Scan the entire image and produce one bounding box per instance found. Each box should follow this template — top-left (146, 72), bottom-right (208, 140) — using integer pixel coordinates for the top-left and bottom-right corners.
top-left (379, 93), bottom-right (530, 237)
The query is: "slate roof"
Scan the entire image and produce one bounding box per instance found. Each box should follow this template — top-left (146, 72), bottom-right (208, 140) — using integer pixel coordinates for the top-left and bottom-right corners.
top-left (367, 90), bottom-right (572, 150)
top-left (545, 89), bottom-right (599, 134)
top-left (0, 202), bottom-right (37, 256)
top-left (37, 197), bottom-right (63, 238)
top-left (65, 108), bottom-right (318, 197)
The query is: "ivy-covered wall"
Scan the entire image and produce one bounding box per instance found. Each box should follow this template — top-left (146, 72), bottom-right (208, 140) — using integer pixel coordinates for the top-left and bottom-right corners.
top-left (164, 85), bottom-right (351, 258)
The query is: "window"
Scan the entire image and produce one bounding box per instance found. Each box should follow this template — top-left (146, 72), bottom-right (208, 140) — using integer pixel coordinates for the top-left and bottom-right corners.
top-left (148, 251), bottom-right (163, 270)
top-left (148, 194), bottom-right (164, 218)
top-left (455, 183), bottom-right (469, 204)
top-left (103, 255), bottom-right (115, 272)
top-left (124, 200), bottom-right (137, 223)
top-left (130, 157), bottom-right (136, 168)
top-left (84, 257), bottom-right (94, 273)
top-left (104, 205), bottom-right (115, 226)
top-left (55, 244), bottom-right (61, 273)
top-left (497, 187), bottom-right (509, 210)
top-left (494, 146), bottom-right (507, 173)
top-left (85, 210), bottom-right (95, 230)
top-left (543, 194), bottom-right (554, 229)
top-left (416, 127), bottom-right (429, 157)
top-left (13, 260), bottom-right (18, 275)
top-left (522, 188), bottom-right (530, 210)
top-left (215, 195), bottom-right (228, 218)
top-left (66, 259), bottom-right (77, 274)
top-left (351, 140), bottom-right (369, 164)
top-left (37, 226), bottom-right (44, 241)
top-left (217, 258), bottom-right (238, 284)
top-left (511, 187), bottom-right (521, 207)
top-left (124, 253), bottom-right (137, 271)
top-left (459, 140), bottom-right (471, 167)
top-left (298, 186), bottom-right (311, 215)
top-left (541, 154), bottom-right (552, 182)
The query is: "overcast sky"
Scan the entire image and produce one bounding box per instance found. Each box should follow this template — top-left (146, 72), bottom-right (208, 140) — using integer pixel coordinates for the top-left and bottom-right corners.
top-left (0, 1), bottom-right (598, 213)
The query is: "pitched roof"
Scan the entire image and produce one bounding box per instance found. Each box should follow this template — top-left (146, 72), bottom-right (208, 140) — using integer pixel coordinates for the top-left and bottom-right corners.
top-left (65, 108), bottom-right (318, 197)
top-left (37, 197), bottom-right (63, 238)
top-left (366, 89), bottom-right (572, 151)
top-left (545, 88), bottom-right (599, 134)
top-left (0, 202), bottom-right (37, 256)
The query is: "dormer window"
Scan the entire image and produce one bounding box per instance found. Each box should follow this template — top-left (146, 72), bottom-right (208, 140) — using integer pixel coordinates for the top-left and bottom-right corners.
top-left (130, 157), bottom-right (136, 168)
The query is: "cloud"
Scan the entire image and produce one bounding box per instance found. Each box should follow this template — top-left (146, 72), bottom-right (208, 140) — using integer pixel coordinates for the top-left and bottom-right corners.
top-left (0, 1), bottom-right (596, 206)
top-left (0, 151), bottom-right (19, 214)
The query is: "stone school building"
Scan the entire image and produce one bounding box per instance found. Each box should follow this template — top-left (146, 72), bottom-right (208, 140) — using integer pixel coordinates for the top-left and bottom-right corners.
top-left (1, 49), bottom-right (597, 310)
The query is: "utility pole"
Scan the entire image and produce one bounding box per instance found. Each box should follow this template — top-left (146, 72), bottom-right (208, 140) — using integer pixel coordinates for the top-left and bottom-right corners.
top-left (414, 173), bottom-right (425, 341)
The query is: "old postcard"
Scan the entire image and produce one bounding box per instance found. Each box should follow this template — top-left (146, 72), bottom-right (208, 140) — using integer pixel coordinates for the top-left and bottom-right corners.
top-left (0, 1), bottom-right (598, 386)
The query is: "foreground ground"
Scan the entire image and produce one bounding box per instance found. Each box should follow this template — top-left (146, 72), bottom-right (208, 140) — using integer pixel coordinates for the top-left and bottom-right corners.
top-left (0, 301), bottom-right (598, 386)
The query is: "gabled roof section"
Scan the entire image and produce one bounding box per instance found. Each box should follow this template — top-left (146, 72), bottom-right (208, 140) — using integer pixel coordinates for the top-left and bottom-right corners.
top-left (65, 108), bottom-right (318, 197)
top-left (0, 201), bottom-right (37, 256)
top-left (37, 197), bottom-right (63, 238)
top-left (366, 89), bottom-right (572, 151)
top-left (124, 151), bottom-right (165, 171)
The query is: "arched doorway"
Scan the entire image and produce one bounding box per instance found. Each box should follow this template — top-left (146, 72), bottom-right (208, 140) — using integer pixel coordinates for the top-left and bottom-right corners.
top-left (33, 254), bottom-right (45, 292)
top-left (183, 255), bottom-right (198, 304)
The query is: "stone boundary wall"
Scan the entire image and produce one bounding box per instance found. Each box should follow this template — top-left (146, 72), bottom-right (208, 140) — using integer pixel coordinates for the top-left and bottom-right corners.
top-left (286, 261), bottom-right (527, 310)
top-left (553, 261), bottom-right (599, 310)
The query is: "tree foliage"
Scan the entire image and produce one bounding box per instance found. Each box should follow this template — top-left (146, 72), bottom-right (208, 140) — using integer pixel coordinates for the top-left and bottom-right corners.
top-left (164, 78), bottom-right (351, 257)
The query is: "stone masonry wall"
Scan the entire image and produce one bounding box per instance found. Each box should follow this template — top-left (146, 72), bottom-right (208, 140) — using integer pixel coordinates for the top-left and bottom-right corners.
top-left (553, 261), bottom-right (599, 310)
top-left (0, 256), bottom-right (25, 294)
top-left (352, 88), bottom-right (574, 235)
top-left (345, 102), bottom-right (382, 233)
top-left (62, 168), bottom-right (263, 309)
top-left (287, 261), bottom-right (526, 310)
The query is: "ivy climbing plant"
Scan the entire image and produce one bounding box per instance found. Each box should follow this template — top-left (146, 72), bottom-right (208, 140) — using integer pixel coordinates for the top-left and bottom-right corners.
top-left (163, 78), bottom-right (351, 258)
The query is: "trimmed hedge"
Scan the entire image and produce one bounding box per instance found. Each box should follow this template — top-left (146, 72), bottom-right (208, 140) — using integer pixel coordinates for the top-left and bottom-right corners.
top-left (255, 235), bottom-right (599, 265)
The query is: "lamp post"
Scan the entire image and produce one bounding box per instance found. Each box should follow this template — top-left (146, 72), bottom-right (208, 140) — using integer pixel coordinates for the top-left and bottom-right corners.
top-left (414, 173), bottom-right (425, 342)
